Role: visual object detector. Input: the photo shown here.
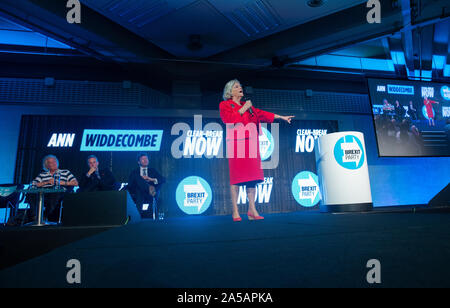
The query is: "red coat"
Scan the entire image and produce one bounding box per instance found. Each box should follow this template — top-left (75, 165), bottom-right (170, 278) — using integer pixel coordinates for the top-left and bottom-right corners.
top-left (424, 99), bottom-right (438, 118)
top-left (219, 99), bottom-right (275, 185)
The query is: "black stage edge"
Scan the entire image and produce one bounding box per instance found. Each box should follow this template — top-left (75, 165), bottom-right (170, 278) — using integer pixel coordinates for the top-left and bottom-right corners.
top-left (336, 204), bottom-right (450, 214)
top-left (428, 182), bottom-right (450, 208)
top-left (320, 202), bottom-right (373, 213)
top-left (0, 225), bottom-right (116, 271)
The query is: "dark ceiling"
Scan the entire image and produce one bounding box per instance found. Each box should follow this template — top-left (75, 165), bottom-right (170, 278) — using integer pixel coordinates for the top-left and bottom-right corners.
top-left (0, 0), bottom-right (448, 94)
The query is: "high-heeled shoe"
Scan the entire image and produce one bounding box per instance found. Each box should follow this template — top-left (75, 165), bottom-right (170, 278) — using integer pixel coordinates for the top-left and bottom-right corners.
top-left (247, 212), bottom-right (264, 220)
top-left (233, 216), bottom-right (242, 222)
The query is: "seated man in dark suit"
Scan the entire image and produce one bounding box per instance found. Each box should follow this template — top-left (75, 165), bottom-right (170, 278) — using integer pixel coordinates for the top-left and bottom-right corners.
top-left (128, 153), bottom-right (165, 218)
top-left (78, 155), bottom-right (117, 193)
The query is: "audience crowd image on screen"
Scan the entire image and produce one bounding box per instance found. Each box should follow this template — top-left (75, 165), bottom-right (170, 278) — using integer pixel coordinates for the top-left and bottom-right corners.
top-left (375, 98), bottom-right (423, 156)
top-left (374, 95), bottom-right (450, 156)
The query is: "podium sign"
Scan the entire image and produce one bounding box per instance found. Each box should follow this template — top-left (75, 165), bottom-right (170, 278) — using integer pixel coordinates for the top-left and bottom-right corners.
top-left (315, 132), bottom-right (373, 212)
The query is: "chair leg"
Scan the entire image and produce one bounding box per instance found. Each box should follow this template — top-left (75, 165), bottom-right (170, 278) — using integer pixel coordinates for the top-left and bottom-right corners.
top-left (152, 198), bottom-right (156, 221)
top-left (58, 205), bottom-right (63, 225)
top-left (3, 203), bottom-right (7, 226)
top-left (21, 207), bottom-right (29, 226)
top-left (4, 201), bottom-right (14, 226)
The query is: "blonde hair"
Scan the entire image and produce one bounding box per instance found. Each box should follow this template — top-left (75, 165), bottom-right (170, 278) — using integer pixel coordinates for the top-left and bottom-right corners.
top-left (222, 79), bottom-right (240, 101)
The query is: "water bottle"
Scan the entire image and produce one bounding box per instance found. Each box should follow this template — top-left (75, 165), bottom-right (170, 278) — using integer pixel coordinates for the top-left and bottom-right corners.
top-left (54, 172), bottom-right (61, 189)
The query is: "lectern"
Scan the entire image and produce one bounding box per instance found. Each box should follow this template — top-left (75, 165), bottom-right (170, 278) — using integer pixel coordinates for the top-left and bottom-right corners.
top-left (315, 131), bottom-right (373, 212)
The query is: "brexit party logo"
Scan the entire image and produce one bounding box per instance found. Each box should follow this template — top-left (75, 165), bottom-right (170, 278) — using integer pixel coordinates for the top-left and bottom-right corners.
top-left (333, 135), bottom-right (365, 170)
top-left (295, 129), bottom-right (328, 153)
top-left (441, 86), bottom-right (450, 100)
top-left (259, 127), bottom-right (274, 161)
top-left (291, 171), bottom-right (321, 207)
top-left (176, 176), bottom-right (212, 215)
top-left (237, 177), bottom-right (273, 205)
top-left (80, 129), bottom-right (163, 152)
top-left (422, 106), bottom-right (435, 120)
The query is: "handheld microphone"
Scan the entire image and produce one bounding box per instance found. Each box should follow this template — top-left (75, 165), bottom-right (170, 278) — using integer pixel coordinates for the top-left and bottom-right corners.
top-left (243, 95), bottom-right (254, 116)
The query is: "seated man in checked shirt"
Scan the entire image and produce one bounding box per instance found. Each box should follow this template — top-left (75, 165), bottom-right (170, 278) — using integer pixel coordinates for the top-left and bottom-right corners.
top-left (29, 154), bottom-right (78, 222)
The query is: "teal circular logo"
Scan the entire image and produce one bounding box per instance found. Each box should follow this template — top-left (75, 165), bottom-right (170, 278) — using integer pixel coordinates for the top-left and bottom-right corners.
top-left (176, 176), bottom-right (212, 215)
top-left (441, 86), bottom-right (450, 100)
top-left (291, 171), bottom-right (321, 207)
top-left (422, 105), bottom-right (435, 119)
top-left (259, 126), bottom-right (274, 161)
top-left (333, 135), bottom-right (365, 170)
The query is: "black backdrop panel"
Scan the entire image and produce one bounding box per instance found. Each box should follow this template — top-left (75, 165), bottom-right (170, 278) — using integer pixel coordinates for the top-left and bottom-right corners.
top-left (15, 115), bottom-right (338, 216)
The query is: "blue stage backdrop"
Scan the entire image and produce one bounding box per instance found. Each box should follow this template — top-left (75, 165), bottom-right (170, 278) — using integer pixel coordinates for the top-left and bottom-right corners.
top-left (14, 115), bottom-right (338, 216)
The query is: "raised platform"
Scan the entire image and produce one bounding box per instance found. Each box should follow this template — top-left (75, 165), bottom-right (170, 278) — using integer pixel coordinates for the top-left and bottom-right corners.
top-left (2, 208), bottom-right (450, 287)
top-left (0, 224), bottom-right (115, 271)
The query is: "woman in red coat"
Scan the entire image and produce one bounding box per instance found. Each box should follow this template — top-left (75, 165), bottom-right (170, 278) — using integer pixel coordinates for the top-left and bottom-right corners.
top-left (423, 97), bottom-right (440, 126)
top-left (219, 79), bottom-right (294, 221)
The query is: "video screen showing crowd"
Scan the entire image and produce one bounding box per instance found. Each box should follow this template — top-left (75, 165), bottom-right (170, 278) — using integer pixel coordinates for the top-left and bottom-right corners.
top-left (368, 78), bottom-right (450, 157)
top-left (17, 153), bottom-right (164, 225)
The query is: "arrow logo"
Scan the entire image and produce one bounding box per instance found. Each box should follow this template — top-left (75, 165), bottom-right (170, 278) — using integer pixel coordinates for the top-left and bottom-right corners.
top-left (183, 179), bottom-right (208, 213)
top-left (298, 174), bottom-right (319, 204)
top-left (340, 136), bottom-right (362, 167)
top-left (259, 128), bottom-right (271, 159)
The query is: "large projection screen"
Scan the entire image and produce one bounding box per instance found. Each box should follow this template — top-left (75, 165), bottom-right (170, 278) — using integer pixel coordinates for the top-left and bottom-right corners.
top-left (367, 78), bottom-right (450, 157)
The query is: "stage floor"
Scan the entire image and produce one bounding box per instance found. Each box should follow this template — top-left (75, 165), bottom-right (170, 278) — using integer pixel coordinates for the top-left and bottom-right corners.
top-left (2, 209), bottom-right (450, 287)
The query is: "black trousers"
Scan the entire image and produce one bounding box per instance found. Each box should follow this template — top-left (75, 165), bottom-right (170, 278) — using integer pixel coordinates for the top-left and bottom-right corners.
top-left (133, 189), bottom-right (161, 218)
